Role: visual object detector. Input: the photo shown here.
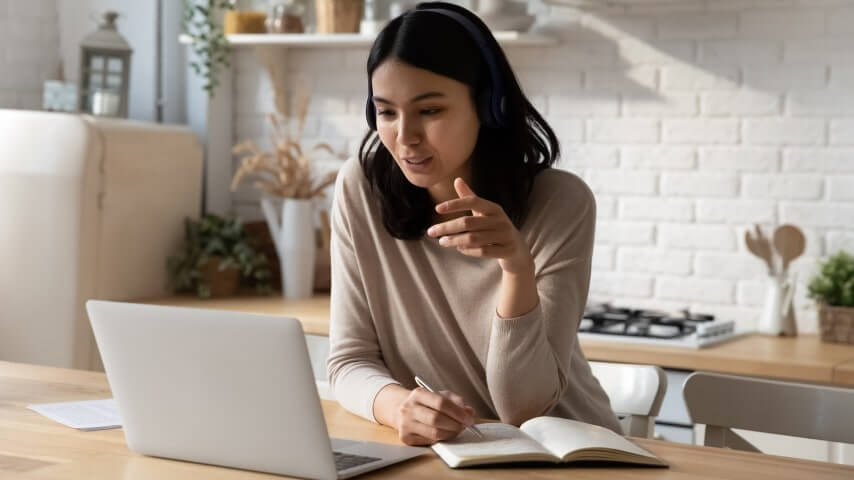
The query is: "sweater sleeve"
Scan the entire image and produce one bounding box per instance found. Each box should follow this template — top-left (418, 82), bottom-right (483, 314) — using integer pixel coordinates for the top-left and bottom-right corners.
top-left (326, 167), bottom-right (400, 423)
top-left (485, 181), bottom-right (596, 426)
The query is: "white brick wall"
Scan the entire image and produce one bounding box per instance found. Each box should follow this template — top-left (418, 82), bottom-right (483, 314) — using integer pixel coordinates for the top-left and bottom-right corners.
top-left (595, 221), bottom-right (655, 245)
top-left (744, 119), bottom-right (826, 145)
top-left (621, 146), bottom-right (696, 169)
top-left (664, 119), bottom-right (739, 144)
top-left (619, 197), bottom-right (694, 221)
top-left (828, 176), bottom-right (854, 201)
top-left (699, 147), bottom-right (779, 171)
top-left (661, 172), bottom-right (739, 197)
top-left (657, 13), bottom-right (737, 39)
top-left (742, 65), bottom-right (827, 90)
top-left (696, 199), bottom-right (776, 223)
top-left (661, 64), bottom-right (740, 90)
top-left (618, 248), bottom-right (693, 275)
top-left (588, 118), bottom-right (660, 143)
top-left (0, 0), bottom-right (60, 110)
top-left (231, 1), bottom-right (854, 333)
top-left (742, 174), bottom-right (824, 200)
top-left (701, 90), bottom-right (780, 116)
top-left (830, 119), bottom-right (854, 144)
top-left (698, 39), bottom-right (780, 64)
top-left (783, 148), bottom-right (854, 172)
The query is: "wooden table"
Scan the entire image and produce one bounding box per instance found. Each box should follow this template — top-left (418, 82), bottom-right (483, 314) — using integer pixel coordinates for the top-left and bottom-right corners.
top-left (4, 360), bottom-right (854, 479)
top-left (142, 294), bottom-right (854, 387)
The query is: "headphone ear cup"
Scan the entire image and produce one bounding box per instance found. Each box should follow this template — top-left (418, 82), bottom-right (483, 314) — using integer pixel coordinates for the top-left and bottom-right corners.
top-left (476, 87), bottom-right (496, 128)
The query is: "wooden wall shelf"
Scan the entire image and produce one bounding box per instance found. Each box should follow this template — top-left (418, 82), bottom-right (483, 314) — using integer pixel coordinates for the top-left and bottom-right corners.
top-left (179, 32), bottom-right (558, 48)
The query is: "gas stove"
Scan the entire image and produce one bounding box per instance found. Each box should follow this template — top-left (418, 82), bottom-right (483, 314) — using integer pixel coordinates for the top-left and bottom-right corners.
top-left (577, 303), bottom-right (742, 349)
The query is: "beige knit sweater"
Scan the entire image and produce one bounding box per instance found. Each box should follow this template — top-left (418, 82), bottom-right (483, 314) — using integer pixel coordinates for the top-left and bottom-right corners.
top-left (327, 157), bottom-right (622, 433)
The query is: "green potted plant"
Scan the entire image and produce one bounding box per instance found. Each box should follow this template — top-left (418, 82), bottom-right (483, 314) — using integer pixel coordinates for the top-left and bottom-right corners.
top-left (167, 214), bottom-right (272, 298)
top-left (807, 251), bottom-right (854, 344)
top-left (183, 0), bottom-right (234, 98)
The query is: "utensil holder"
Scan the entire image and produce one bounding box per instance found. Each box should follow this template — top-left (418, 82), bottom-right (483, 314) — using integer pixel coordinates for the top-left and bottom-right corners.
top-left (758, 275), bottom-right (797, 336)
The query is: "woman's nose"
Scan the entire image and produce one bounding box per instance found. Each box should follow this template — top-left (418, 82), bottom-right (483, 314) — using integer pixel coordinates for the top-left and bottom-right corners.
top-left (396, 116), bottom-right (421, 146)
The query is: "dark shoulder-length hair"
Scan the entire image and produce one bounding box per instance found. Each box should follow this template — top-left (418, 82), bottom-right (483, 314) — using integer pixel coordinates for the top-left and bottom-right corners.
top-left (359, 1), bottom-right (559, 240)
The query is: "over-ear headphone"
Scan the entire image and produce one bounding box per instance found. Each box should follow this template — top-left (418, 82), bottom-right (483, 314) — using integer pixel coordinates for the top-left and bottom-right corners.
top-left (365, 5), bottom-right (508, 131)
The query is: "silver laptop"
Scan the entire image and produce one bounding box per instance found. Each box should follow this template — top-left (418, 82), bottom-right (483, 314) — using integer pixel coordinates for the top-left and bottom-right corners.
top-left (86, 300), bottom-right (426, 480)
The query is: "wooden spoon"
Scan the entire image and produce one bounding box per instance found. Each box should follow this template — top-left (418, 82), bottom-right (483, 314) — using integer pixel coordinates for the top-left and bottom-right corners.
top-left (745, 225), bottom-right (776, 275)
top-left (773, 224), bottom-right (806, 275)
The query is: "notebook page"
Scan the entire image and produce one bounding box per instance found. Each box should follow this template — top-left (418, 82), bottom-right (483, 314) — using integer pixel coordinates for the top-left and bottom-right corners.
top-left (27, 399), bottom-right (121, 431)
top-left (432, 423), bottom-right (552, 460)
top-left (520, 416), bottom-right (660, 461)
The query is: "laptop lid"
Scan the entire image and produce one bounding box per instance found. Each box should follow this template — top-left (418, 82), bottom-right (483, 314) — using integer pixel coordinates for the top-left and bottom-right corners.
top-left (86, 300), bottom-right (339, 480)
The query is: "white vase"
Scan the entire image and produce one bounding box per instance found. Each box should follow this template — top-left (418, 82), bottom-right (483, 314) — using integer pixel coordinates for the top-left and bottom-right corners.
top-left (261, 196), bottom-right (316, 299)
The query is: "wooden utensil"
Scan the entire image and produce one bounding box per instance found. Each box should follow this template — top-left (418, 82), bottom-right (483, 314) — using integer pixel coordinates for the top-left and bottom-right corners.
top-left (745, 225), bottom-right (776, 275)
top-left (773, 224), bottom-right (806, 275)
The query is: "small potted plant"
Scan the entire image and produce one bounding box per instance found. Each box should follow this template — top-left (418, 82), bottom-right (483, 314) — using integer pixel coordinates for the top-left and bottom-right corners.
top-left (167, 214), bottom-right (272, 298)
top-left (807, 251), bottom-right (854, 344)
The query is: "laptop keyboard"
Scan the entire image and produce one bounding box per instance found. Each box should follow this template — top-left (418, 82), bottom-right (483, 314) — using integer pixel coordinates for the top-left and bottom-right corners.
top-left (333, 451), bottom-right (381, 471)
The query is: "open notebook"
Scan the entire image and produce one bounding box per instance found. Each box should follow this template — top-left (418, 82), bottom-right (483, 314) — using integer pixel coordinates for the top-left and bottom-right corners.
top-left (432, 416), bottom-right (668, 469)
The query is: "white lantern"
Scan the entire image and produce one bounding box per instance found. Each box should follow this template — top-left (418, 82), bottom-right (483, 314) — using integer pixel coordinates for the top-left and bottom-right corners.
top-left (79, 11), bottom-right (133, 117)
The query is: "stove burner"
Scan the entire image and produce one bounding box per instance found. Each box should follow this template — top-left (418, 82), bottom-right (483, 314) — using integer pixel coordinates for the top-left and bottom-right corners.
top-left (581, 304), bottom-right (717, 340)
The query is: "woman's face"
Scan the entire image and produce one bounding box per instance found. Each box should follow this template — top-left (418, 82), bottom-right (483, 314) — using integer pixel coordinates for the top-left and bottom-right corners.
top-left (371, 59), bottom-right (480, 202)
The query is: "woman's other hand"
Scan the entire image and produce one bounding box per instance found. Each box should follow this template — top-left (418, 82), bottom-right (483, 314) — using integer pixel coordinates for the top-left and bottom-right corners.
top-left (373, 384), bottom-right (475, 446)
top-left (429, 178), bottom-right (534, 275)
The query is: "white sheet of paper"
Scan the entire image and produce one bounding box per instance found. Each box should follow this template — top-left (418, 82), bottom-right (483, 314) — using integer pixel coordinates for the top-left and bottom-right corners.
top-left (27, 398), bottom-right (121, 431)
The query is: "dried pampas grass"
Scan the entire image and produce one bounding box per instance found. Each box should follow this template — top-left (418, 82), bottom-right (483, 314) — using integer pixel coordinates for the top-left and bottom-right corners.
top-left (230, 83), bottom-right (339, 199)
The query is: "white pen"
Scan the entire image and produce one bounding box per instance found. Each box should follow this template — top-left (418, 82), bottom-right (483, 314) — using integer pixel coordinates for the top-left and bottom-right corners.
top-left (414, 375), bottom-right (484, 439)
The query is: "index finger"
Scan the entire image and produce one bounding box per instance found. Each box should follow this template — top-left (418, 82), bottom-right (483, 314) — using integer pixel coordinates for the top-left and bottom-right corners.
top-left (454, 177), bottom-right (476, 198)
top-left (435, 196), bottom-right (497, 215)
top-left (414, 388), bottom-right (474, 426)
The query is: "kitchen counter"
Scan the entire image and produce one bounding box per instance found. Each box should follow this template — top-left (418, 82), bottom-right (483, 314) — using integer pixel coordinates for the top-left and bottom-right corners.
top-left (835, 359), bottom-right (854, 387)
top-left (140, 293), bottom-right (332, 336)
top-left (140, 294), bottom-right (854, 387)
top-left (580, 334), bottom-right (854, 386)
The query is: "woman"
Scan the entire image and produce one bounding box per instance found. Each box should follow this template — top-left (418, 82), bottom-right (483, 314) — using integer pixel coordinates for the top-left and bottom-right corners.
top-left (327, 2), bottom-right (621, 446)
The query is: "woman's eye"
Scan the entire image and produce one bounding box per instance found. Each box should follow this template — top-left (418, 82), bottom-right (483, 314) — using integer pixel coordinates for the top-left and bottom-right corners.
top-left (421, 108), bottom-right (442, 115)
top-left (376, 109), bottom-right (394, 117)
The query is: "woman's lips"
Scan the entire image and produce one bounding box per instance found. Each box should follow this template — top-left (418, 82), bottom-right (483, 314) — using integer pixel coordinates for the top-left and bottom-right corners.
top-left (402, 156), bottom-right (433, 172)
top-left (403, 156), bottom-right (431, 164)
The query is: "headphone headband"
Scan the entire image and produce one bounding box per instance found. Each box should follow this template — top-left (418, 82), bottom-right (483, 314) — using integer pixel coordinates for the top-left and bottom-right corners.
top-left (418, 7), bottom-right (506, 125)
top-left (365, 5), bottom-right (508, 130)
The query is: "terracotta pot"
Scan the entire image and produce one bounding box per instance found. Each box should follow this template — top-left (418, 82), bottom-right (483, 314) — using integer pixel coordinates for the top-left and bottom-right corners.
top-left (201, 257), bottom-right (241, 298)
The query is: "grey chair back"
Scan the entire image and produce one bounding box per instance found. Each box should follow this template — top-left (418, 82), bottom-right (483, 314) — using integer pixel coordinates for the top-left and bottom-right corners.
top-left (683, 371), bottom-right (854, 451)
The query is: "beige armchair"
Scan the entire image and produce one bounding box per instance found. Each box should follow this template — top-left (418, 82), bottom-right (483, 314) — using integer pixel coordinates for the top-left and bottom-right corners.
top-left (0, 110), bottom-right (203, 371)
